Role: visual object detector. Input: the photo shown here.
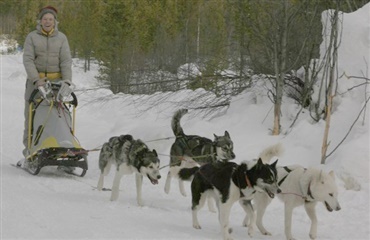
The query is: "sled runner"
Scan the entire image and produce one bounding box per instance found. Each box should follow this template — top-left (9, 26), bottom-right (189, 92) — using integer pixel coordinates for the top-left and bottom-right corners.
top-left (23, 81), bottom-right (88, 177)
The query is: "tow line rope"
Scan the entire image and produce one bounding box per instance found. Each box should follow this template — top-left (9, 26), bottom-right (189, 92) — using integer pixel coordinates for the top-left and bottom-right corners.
top-left (81, 136), bottom-right (176, 154)
top-left (71, 136), bottom-right (217, 170)
top-left (145, 136), bottom-right (175, 143)
top-left (157, 152), bottom-right (217, 170)
top-left (278, 191), bottom-right (306, 199)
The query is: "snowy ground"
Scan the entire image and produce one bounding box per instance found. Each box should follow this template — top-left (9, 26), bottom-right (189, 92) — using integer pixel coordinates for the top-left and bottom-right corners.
top-left (1, 4), bottom-right (369, 240)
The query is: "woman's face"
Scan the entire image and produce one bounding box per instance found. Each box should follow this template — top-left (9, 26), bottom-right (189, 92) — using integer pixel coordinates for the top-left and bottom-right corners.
top-left (41, 13), bottom-right (55, 32)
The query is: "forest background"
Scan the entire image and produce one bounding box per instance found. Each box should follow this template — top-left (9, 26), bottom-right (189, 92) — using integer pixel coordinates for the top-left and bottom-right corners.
top-left (1, 0), bottom-right (369, 140)
top-left (1, 0), bottom-right (367, 93)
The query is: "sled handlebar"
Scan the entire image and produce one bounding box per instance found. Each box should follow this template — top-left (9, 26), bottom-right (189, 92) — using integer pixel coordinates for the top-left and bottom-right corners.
top-left (29, 84), bottom-right (78, 107)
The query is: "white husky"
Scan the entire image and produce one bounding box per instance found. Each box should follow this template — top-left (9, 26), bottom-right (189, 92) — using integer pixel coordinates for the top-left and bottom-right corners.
top-left (251, 146), bottom-right (341, 240)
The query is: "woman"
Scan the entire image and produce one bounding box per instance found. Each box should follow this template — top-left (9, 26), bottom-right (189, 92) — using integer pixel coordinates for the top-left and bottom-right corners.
top-left (21, 6), bottom-right (72, 158)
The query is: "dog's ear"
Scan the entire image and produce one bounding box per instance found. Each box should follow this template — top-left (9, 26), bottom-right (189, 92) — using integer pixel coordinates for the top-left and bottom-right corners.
top-left (153, 149), bottom-right (158, 157)
top-left (213, 134), bottom-right (219, 140)
top-left (271, 159), bottom-right (278, 168)
top-left (256, 158), bottom-right (264, 169)
top-left (224, 131), bottom-right (230, 137)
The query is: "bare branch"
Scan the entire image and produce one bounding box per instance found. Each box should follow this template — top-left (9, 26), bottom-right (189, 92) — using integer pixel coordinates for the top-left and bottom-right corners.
top-left (344, 74), bottom-right (370, 81)
top-left (325, 95), bottom-right (370, 159)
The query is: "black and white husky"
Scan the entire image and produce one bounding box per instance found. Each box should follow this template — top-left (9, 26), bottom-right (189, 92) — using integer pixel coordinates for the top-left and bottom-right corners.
top-left (164, 109), bottom-right (235, 196)
top-left (97, 134), bottom-right (161, 206)
top-left (191, 144), bottom-right (281, 240)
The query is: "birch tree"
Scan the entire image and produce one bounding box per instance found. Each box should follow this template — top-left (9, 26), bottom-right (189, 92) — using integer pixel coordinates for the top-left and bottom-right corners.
top-left (320, 2), bottom-right (341, 164)
top-left (245, 0), bottom-right (298, 135)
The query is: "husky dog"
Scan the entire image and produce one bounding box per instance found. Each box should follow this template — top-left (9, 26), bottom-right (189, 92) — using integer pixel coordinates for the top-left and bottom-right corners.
top-left (191, 145), bottom-right (280, 240)
top-left (164, 109), bottom-right (235, 197)
top-left (253, 160), bottom-right (341, 239)
top-left (97, 134), bottom-right (161, 206)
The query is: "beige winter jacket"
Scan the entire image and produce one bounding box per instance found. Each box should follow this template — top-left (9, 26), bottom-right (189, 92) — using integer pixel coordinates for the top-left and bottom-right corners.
top-left (23, 22), bottom-right (72, 84)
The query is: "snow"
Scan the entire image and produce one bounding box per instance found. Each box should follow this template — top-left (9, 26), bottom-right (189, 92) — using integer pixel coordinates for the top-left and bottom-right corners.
top-left (1, 4), bottom-right (369, 240)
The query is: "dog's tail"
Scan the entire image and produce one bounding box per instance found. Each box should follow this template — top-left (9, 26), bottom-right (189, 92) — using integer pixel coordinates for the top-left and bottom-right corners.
top-left (179, 166), bottom-right (199, 180)
top-left (258, 143), bottom-right (284, 164)
top-left (171, 109), bottom-right (188, 137)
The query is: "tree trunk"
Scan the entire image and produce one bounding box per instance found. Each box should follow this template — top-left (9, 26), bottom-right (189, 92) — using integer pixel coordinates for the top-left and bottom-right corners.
top-left (321, 4), bottom-right (339, 164)
top-left (321, 95), bottom-right (332, 163)
top-left (272, 0), bottom-right (288, 136)
top-left (196, 7), bottom-right (200, 60)
top-left (273, 73), bottom-right (284, 135)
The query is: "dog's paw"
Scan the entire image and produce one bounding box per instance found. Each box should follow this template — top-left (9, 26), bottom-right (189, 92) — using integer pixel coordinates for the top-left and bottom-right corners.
top-left (224, 234), bottom-right (233, 240)
top-left (309, 233), bottom-right (317, 240)
top-left (242, 221), bottom-right (247, 227)
top-left (137, 201), bottom-right (144, 207)
top-left (193, 224), bottom-right (201, 229)
top-left (247, 228), bottom-right (254, 237)
top-left (262, 231), bottom-right (272, 236)
top-left (110, 190), bottom-right (119, 201)
top-left (242, 216), bottom-right (249, 227)
top-left (222, 228), bottom-right (233, 240)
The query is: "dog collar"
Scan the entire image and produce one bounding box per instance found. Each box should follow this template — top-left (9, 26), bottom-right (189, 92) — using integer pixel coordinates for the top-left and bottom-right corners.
top-left (245, 174), bottom-right (252, 188)
top-left (239, 174), bottom-right (254, 198)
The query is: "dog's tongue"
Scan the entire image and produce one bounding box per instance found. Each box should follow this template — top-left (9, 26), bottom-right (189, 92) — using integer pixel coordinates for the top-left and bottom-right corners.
top-left (151, 179), bottom-right (159, 185)
top-left (267, 190), bottom-right (275, 198)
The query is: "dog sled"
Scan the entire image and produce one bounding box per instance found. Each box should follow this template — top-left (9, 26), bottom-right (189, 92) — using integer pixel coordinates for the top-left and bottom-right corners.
top-left (22, 81), bottom-right (88, 177)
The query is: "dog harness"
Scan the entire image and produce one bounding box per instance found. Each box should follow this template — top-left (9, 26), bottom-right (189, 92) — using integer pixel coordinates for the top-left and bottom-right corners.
top-left (278, 166), bottom-right (292, 186)
top-left (177, 135), bottom-right (217, 163)
top-left (305, 181), bottom-right (315, 202)
top-left (278, 167), bottom-right (314, 201)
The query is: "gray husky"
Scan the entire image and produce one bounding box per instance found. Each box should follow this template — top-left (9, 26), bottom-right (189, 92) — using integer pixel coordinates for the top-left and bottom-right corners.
top-left (250, 144), bottom-right (341, 240)
top-left (97, 134), bottom-right (161, 206)
top-left (164, 109), bottom-right (235, 197)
